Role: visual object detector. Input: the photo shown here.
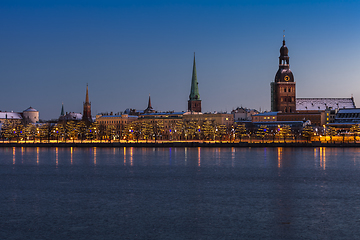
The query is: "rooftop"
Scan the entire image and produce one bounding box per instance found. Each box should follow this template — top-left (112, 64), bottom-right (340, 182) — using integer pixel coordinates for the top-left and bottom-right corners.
top-left (0, 112), bottom-right (22, 119)
top-left (255, 112), bottom-right (278, 116)
top-left (296, 98), bottom-right (355, 111)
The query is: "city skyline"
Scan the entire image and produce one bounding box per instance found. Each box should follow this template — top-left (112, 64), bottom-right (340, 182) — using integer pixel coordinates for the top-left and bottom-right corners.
top-left (1, 0), bottom-right (359, 120)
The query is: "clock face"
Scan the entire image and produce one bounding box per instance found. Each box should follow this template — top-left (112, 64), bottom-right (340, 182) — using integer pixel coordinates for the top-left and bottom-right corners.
top-left (284, 75), bottom-right (290, 81)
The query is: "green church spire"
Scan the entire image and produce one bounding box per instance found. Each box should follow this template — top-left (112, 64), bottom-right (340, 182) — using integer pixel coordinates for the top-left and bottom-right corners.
top-left (189, 53), bottom-right (200, 100)
top-left (60, 103), bottom-right (65, 116)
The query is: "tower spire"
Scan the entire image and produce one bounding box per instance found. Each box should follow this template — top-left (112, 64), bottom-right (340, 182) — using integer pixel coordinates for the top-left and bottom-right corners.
top-left (85, 83), bottom-right (89, 103)
top-left (189, 52), bottom-right (200, 100)
top-left (148, 94), bottom-right (152, 109)
top-left (60, 103), bottom-right (65, 116)
top-left (188, 53), bottom-right (201, 112)
top-left (282, 30), bottom-right (287, 49)
top-left (144, 93), bottom-right (154, 113)
top-left (82, 84), bottom-right (92, 122)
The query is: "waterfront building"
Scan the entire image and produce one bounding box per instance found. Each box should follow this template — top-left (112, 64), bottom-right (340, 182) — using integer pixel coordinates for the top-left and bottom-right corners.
top-left (296, 98), bottom-right (355, 111)
top-left (278, 111), bottom-right (325, 126)
top-left (296, 98), bottom-right (355, 125)
top-left (188, 53), bottom-right (201, 112)
top-left (232, 107), bottom-right (259, 121)
top-left (96, 114), bottom-right (138, 128)
top-left (138, 112), bottom-right (184, 140)
top-left (271, 35), bottom-right (296, 113)
top-left (22, 107), bottom-right (39, 124)
top-left (59, 112), bottom-right (83, 121)
top-left (0, 107), bottom-right (39, 130)
top-left (251, 112), bottom-right (277, 122)
top-left (252, 111), bottom-right (325, 126)
top-left (326, 108), bottom-right (360, 132)
top-left (183, 112), bottom-right (234, 128)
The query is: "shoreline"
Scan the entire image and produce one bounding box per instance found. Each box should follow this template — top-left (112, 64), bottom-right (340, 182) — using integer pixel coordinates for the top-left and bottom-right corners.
top-left (0, 141), bottom-right (359, 148)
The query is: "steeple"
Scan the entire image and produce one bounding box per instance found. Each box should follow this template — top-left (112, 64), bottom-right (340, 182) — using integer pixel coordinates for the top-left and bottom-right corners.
top-left (148, 94), bottom-right (152, 109)
top-left (60, 103), bottom-right (65, 116)
top-left (85, 84), bottom-right (89, 103)
top-left (189, 53), bottom-right (200, 101)
top-left (188, 53), bottom-right (202, 112)
top-left (82, 84), bottom-right (92, 122)
top-left (144, 94), bottom-right (155, 113)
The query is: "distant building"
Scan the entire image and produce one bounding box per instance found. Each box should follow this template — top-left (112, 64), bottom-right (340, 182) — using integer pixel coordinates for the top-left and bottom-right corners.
top-left (326, 108), bottom-right (360, 131)
top-left (183, 112), bottom-right (234, 128)
top-left (296, 98), bottom-right (355, 111)
top-left (270, 35), bottom-right (296, 113)
top-left (60, 112), bottom-right (83, 121)
top-left (96, 114), bottom-right (138, 128)
top-left (22, 107), bottom-right (39, 124)
top-left (138, 112), bottom-right (184, 139)
top-left (252, 112), bottom-right (277, 122)
top-left (333, 108), bottom-right (360, 124)
top-left (0, 112), bottom-right (23, 131)
top-left (252, 111), bottom-right (325, 127)
top-left (0, 107), bottom-right (39, 130)
top-left (232, 107), bottom-right (259, 121)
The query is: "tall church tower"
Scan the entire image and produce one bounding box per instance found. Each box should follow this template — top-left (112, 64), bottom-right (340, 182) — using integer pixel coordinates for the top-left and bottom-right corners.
top-left (271, 35), bottom-right (296, 113)
top-left (82, 84), bottom-right (92, 122)
top-left (188, 53), bottom-right (201, 112)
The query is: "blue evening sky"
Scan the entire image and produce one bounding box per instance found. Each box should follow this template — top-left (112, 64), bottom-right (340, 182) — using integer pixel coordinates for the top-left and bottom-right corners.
top-left (1, 0), bottom-right (359, 120)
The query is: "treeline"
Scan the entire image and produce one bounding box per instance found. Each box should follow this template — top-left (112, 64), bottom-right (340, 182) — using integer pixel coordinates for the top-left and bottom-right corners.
top-left (1, 119), bottom-right (360, 143)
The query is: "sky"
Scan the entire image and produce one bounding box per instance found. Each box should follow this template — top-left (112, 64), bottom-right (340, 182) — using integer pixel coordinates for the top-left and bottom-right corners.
top-left (0, 0), bottom-right (359, 120)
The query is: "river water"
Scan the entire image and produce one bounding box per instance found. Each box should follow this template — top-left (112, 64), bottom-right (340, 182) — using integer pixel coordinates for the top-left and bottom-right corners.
top-left (1, 147), bottom-right (360, 239)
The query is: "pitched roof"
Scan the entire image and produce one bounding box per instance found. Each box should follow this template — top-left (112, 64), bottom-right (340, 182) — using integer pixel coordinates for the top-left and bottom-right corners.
top-left (0, 112), bottom-right (22, 119)
top-left (296, 98), bottom-right (355, 111)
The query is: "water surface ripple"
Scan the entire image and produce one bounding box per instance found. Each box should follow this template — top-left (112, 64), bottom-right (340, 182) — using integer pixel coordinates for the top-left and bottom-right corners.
top-left (1, 147), bottom-right (360, 239)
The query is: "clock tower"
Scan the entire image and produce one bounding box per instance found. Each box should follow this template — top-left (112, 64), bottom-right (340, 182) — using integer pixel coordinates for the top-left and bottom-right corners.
top-left (271, 35), bottom-right (296, 113)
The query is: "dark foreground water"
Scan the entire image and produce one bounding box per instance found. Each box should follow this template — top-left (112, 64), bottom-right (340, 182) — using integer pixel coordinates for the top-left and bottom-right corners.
top-left (1, 147), bottom-right (360, 239)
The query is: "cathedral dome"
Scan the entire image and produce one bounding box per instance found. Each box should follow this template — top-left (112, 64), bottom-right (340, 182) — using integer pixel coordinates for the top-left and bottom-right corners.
top-left (275, 68), bottom-right (294, 82)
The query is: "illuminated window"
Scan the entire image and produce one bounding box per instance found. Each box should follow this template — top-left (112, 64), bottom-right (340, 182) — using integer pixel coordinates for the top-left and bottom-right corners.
top-left (264, 117), bottom-right (266, 120)
top-left (226, 118), bottom-right (228, 120)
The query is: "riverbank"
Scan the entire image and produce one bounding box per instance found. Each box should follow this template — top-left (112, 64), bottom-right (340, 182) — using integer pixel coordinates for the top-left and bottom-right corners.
top-left (0, 141), bottom-right (359, 148)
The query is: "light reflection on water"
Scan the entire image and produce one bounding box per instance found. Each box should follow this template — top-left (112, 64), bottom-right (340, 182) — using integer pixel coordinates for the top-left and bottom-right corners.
top-left (4, 147), bottom-right (360, 169)
top-left (2, 147), bottom-right (360, 239)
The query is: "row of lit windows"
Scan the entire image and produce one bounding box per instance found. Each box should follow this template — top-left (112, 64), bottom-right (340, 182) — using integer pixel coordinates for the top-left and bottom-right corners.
top-left (100, 120), bottom-right (127, 124)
